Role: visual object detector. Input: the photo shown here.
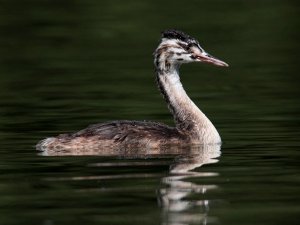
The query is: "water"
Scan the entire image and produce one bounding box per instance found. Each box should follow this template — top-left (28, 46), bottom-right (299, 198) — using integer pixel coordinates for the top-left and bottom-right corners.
top-left (0, 0), bottom-right (299, 224)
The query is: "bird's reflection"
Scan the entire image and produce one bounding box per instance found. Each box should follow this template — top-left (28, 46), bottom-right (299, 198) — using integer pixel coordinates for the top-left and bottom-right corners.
top-left (159, 144), bottom-right (221, 225)
top-left (39, 143), bottom-right (221, 225)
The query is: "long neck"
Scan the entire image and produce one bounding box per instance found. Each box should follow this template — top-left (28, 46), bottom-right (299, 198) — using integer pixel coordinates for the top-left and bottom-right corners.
top-left (155, 62), bottom-right (221, 144)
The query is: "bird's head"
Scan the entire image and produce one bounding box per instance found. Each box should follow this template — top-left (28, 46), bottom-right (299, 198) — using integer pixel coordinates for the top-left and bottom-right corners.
top-left (154, 29), bottom-right (228, 72)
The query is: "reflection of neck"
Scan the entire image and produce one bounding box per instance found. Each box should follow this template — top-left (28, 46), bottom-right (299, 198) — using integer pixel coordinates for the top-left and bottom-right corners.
top-left (155, 62), bottom-right (221, 144)
top-left (158, 144), bottom-right (221, 224)
top-left (169, 144), bottom-right (221, 173)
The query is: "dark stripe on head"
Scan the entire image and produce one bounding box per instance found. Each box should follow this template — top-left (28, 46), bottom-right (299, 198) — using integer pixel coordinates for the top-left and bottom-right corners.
top-left (162, 29), bottom-right (194, 43)
top-left (177, 42), bottom-right (189, 51)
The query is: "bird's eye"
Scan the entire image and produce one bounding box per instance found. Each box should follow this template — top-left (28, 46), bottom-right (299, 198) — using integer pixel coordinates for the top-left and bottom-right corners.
top-left (188, 43), bottom-right (203, 53)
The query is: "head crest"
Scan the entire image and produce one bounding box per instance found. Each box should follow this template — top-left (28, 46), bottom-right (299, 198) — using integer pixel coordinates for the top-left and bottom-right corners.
top-left (161, 29), bottom-right (194, 43)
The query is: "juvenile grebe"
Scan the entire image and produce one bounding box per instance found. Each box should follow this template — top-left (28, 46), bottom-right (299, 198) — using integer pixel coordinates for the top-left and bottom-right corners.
top-left (37, 29), bottom-right (228, 151)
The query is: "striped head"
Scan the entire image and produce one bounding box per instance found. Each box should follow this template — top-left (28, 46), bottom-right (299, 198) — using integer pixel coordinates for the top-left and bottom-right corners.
top-left (154, 29), bottom-right (228, 72)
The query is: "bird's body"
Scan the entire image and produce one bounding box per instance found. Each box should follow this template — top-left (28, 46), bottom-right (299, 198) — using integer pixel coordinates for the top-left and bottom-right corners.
top-left (37, 121), bottom-right (186, 151)
top-left (37, 29), bottom-right (228, 152)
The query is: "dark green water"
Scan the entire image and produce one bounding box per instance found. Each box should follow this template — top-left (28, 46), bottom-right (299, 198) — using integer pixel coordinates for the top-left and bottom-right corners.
top-left (0, 0), bottom-right (299, 224)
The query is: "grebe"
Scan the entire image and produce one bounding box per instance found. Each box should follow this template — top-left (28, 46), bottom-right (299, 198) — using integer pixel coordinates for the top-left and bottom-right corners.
top-left (37, 29), bottom-right (228, 152)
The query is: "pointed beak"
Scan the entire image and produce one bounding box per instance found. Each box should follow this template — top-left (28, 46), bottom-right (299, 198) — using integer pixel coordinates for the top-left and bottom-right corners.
top-left (195, 52), bottom-right (229, 67)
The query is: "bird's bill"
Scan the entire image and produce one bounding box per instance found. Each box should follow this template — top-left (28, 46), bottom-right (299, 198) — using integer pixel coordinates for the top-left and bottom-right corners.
top-left (196, 52), bottom-right (229, 67)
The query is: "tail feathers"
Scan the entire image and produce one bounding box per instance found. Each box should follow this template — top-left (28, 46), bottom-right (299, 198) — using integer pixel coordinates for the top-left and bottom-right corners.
top-left (36, 137), bottom-right (56, 151)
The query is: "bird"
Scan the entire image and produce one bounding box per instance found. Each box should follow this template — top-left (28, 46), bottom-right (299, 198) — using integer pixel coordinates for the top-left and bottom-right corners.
top-left (36, 29), bottom-right (228, 152)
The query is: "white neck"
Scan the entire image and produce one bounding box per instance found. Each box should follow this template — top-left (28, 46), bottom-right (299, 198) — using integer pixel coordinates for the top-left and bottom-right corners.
top-left (156, 66), bottom-right (221, 144)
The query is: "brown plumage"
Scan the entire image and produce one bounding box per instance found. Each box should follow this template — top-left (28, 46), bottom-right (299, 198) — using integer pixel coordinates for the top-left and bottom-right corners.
top-left (37, 121), bottom-right (188, 152)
